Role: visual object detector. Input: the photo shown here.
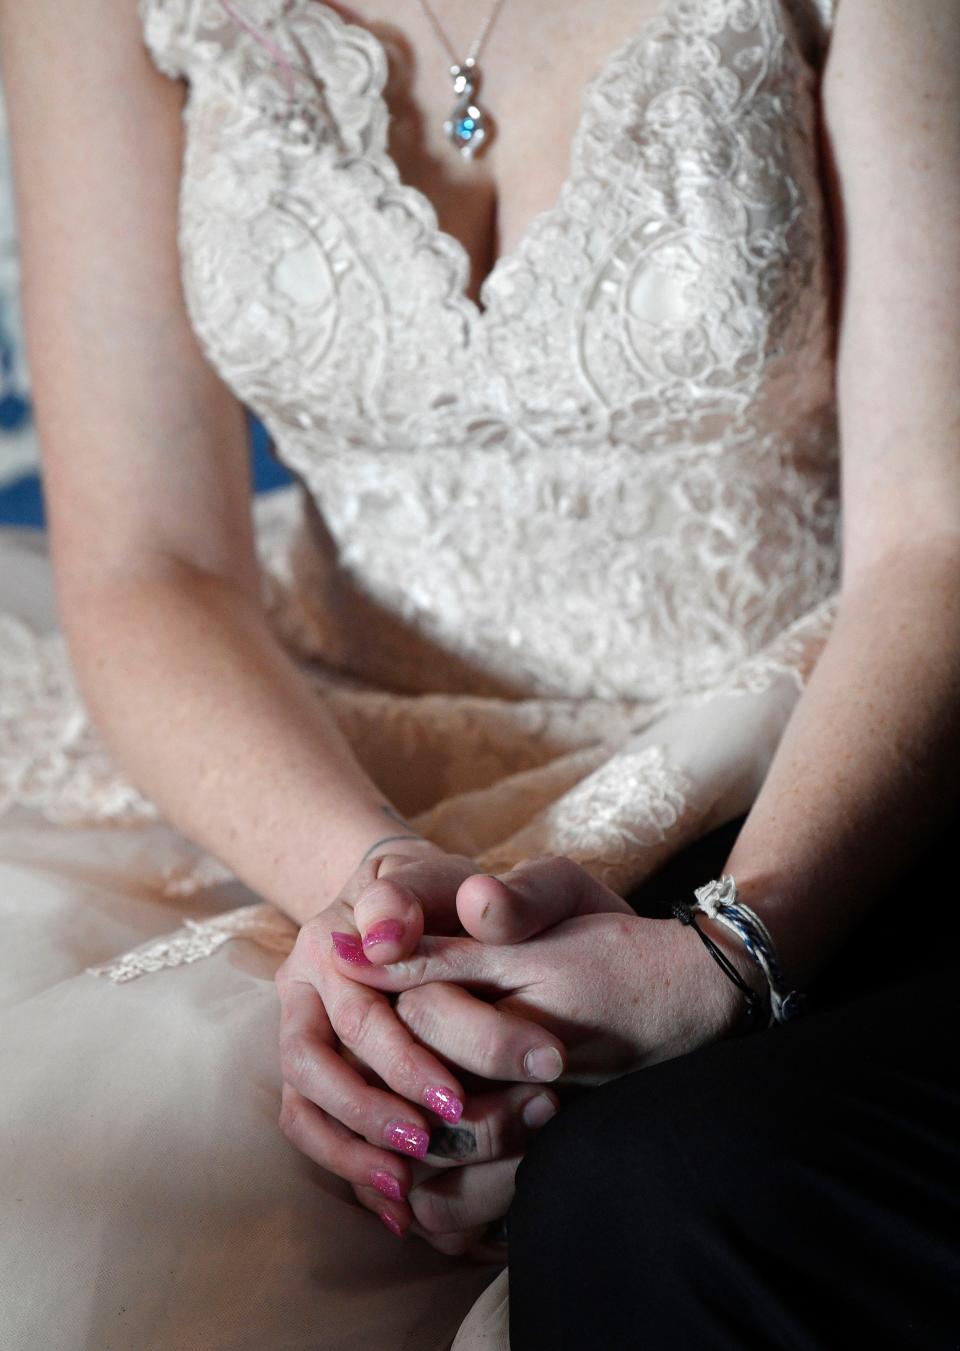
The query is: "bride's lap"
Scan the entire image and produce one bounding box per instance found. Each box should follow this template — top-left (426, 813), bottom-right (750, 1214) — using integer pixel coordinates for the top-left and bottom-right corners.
top-left (0, 528), bottom-right (499, 1351)
top-left (7, 525), bottom-right (952, 1347)
top-left (0, 833), bottom-right (500, 1350)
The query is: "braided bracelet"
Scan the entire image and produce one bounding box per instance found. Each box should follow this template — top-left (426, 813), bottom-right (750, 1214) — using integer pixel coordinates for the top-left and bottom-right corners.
top-left (671, 874), bottom-right (806, 1029)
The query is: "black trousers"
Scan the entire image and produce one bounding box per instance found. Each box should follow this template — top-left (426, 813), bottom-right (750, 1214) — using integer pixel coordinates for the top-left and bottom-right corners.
top-left (507, 811), bottom-right (960, 1350)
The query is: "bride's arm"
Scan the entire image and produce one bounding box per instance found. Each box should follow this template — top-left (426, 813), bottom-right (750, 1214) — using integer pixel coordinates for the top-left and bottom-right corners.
top-left (0, 0), bottom-right (569, 1223)
top-left (0, 0), bottom-right (427, 922)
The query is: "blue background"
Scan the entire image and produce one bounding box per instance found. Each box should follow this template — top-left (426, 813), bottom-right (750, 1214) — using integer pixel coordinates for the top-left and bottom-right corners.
top-left (0, 410), bottom-right (294, 529)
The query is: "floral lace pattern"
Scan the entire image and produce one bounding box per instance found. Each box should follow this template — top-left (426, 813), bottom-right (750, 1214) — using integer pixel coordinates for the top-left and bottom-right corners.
top-left (85, 902), bottom-right (297, 983)
top-left (473, 742), bottom-right (698, 895)
top-left (0, 612), bottom-right (161, 826)
top-left (139, 0), bottom-right (842, 705)
top-left (0, 0), bottom-right (844, 981)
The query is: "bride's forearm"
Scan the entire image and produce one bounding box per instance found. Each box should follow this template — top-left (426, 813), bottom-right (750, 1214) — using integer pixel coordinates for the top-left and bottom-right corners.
top-left (704, 543), bottom-right (960, 1005)
top-left (62, 565), bottom-right (435, 927)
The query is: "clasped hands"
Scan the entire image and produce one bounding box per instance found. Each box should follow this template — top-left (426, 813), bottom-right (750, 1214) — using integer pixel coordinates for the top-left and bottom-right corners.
top-left (274, 843), bottom-right (742, 1260)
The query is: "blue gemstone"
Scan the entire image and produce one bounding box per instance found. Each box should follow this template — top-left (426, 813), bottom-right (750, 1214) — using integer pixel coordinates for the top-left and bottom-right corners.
top-left (457, 118), bottom-right (476, 139)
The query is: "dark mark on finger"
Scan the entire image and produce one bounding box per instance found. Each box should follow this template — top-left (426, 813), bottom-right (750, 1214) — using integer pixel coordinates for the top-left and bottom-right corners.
top-left (426, 1125), bottom-right (478, 1160)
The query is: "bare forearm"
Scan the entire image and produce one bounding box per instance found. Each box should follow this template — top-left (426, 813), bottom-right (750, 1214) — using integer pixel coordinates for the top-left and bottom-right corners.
top-left (63, 566), bottom-right (431, 926)
top-left (709, 544), bottom-right (960, 997)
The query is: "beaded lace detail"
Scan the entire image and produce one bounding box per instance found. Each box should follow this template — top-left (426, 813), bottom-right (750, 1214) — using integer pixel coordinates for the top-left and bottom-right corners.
top-left (0, 613), bottom-right (161, 826)
top-left (138, 0), bottom-right (842, 705)
top-left (85, 903), bottom-right (298, 983)
top-left (2, 0), bottom-right (844, 978)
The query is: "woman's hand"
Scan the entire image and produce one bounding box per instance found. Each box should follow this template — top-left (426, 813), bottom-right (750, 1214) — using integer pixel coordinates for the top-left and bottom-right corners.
top-left (323, 852), bottom-right (641, 1255)
top-left (273, 843), bottom-right (569, 1243)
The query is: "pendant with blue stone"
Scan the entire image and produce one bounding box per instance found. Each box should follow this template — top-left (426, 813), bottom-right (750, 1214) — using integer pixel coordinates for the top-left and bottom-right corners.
top-left (443, 57), bottom-right (492, 159)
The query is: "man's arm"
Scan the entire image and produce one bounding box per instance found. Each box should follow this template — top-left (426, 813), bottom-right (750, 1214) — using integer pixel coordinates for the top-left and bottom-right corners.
top-left (705, 0), bottom-right (960, 997)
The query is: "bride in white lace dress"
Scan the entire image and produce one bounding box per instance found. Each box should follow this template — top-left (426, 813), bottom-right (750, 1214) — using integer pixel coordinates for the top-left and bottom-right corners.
top-left (1, 0), bottom-right (958, 1346)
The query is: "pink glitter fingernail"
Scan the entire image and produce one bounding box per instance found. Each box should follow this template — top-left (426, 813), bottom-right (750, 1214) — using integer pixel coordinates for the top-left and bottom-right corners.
top-left (378, 1209), bottom-right (405, 1238)
top-left (362, 919), bottom-right (405, 951)
top-left (423, 1085), bottom-right (464, 1124)
top-left (385, 1119), bottom-right (430, 1159)
top-left (331, 932), bottom-right (372, 966)
top-left (370, 1169), bottom-right (405, 1202)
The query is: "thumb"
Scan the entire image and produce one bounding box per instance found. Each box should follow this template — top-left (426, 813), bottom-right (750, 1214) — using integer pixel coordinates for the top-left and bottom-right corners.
top-left (353, 851), bottom-right (479, 965)
top-left (456, 855), bottom-right (634, 944)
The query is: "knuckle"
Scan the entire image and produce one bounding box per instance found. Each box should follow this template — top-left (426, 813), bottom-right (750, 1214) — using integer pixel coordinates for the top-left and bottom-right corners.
top-left (394, 987), bottom-right (428, 1029)
top-left (277, 1031), bottom-right (312, 1086)
top-left (332, 992), bottom-right (374, 1050)
top-left (391, 953), bottom-right (430, 988)
top-left (412, 1187), bottom-right (461, 1235)
top-left (371, 1027), bottom-right (423, 1094)
top-left (394, 987), bottom-right (417, 1015)
top-left (466, 1111), bottom-right (499, 1161)
top-left (335, 1089), bottom-right (369, 1136)
top-left (392, 1048), bottom-right (427, 1094)
top-left (298, 919), bottom-right (336, 972)
top-left (396, 988), bottom-right (464, 1048)
top-left (426, 1228), bottom-right (480, 1256)
top-left (318, 1093), bottom-right (367, 1142)
top-left (357, 876), bottom-right (406, 909)
top-left (371, 856), bottom-right (412, 884)
top-left (549, 854), bottom-right (583, 887)
top-left (277, 1096), bottom-right (300, 1141)
top-left (358, 951), bottom-right (429, 992)
top-left (606, 913), bottom-right (636, 946)
top-left (470, 1030), bottom-right (508, 1078)
top-left (467, 1047), bottom-right (497, 1080)
top-left (277, 994), bottom-right (301, 1034)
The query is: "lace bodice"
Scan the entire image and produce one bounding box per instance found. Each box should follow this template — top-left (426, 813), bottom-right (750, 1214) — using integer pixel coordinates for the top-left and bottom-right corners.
top-left (139, 0), bottom-right (841, 705)
top-left (0, 0), bottom-right (844, 923)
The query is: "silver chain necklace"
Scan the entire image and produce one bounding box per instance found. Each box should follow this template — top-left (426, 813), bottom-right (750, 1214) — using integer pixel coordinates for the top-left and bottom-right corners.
top-left (410, 0), bottom-right (507, 159)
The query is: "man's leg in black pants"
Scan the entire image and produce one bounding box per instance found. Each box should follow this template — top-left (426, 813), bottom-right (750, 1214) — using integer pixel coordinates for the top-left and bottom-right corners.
top-left (507, 819), bottom-right (960, 1350)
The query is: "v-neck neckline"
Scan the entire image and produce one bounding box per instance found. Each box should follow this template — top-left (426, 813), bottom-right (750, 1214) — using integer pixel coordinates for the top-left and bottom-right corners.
top-left (303, 0), bottom-right (676, 320)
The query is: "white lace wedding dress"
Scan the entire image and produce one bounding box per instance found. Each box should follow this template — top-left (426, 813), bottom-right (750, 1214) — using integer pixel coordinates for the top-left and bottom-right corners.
top-left (0, 0), bottom-right (839, 1345)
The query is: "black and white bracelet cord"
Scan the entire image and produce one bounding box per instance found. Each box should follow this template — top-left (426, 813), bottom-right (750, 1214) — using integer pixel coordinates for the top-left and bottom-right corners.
top-left (671, 874), bottom-right (807, 1028)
